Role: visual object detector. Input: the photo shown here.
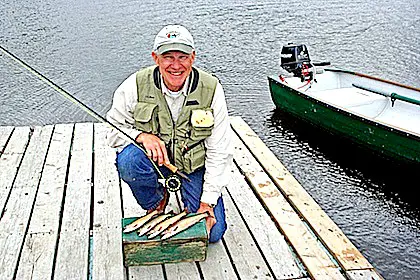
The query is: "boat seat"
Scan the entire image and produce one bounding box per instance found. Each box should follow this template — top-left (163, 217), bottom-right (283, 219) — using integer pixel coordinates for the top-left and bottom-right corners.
top-left (309, 87), bottom-right (390, 118)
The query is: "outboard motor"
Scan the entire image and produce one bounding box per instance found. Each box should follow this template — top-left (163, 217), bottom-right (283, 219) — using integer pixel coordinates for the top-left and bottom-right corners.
top-left (280, 43), bottom-right (314, 82)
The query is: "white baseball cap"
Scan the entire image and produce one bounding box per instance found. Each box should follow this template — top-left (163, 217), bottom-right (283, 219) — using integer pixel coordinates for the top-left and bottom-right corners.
top-left (153, 25), bottom-right (195, 55)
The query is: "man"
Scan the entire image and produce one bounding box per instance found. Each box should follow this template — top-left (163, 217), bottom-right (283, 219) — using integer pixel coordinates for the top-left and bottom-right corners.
top-left (106, 25), bottom-right (233, 243)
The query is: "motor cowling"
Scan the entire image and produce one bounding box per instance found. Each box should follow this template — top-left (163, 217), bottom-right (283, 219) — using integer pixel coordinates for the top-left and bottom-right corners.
top-left (280, 43), bottom-right (313, 81)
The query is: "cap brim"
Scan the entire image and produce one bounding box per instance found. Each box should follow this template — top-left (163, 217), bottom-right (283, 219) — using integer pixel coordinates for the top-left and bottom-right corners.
top-left (156, 43), bottom-right (194, 55)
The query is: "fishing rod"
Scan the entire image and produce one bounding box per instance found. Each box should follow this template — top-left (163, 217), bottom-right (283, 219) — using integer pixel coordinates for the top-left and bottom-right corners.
top-left (0, 45), bottom-right (190, 191)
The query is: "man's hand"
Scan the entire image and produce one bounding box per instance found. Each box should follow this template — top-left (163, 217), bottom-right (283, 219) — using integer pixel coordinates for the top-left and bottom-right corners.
top-left (197, 202), bottom-right (216, 235)
top-left (136, 132), bottom-right (169, 166)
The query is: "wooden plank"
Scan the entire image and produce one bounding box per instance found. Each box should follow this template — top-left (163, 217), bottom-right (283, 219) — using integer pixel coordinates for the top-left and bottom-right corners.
top-left (16, 124), bottom-right (73, 279)
top-left (199, 238), bottom-right (237, 280)
top-left (227, 166), bottom-right (305, 279)
top-left (232, 132), bottom-right (345, 280)
top-left (222, 187), bottom-right (275, 280)
top-left (230, 116), bottom-right (380, 278)
top-left (121, 180), bottom-right (144, 217)
top-left (165, 262), bottom-right (201, 280)
top-left (0, 126), bottom-right (14, 155)
top-left (347, 269), bottom-right (383, 280)
top-left (0, 126), bottom-right (31, 213)
top-left (0, 125), bottom-right (53, 280)
top-left (127, 265), bottom-right (165, 280)
top-left (92, 123), bottom-right (124, 280)
top-left (54, 123), bottom-right (93, 280)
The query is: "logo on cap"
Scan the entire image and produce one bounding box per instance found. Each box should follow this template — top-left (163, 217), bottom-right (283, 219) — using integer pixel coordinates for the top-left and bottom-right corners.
top-left (167, 32), bottom-right (180, 39)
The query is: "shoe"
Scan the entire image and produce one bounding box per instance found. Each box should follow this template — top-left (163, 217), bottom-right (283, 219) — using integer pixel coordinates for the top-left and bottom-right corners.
top-left (147, 190), bottom-right (169, 214)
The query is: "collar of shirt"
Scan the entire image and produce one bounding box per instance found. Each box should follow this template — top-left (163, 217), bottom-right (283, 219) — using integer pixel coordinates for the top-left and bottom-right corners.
top-left (160, 75), bottom-right (190, 121)
top-left (160, 76), bottom-right (190, 99)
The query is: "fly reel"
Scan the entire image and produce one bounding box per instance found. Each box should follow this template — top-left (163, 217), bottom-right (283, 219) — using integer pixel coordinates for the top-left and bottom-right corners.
top-left (165, 174), bottom-right (181, 192)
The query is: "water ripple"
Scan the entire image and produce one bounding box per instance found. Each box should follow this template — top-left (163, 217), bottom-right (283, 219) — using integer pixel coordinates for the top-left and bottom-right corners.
top-left (1, 0), bottom-right (419, 278)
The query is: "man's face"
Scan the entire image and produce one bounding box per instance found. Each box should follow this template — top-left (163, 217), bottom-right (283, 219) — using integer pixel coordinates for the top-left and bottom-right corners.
top-left (152, 51), bottom-right (195, 92)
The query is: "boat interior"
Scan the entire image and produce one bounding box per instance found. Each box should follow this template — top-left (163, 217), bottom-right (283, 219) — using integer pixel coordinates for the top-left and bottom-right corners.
top-left (282, 69), bottom-right (420, 135)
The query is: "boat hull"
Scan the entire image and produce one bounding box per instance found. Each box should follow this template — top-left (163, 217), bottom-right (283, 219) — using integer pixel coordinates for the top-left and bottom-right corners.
top-left (268, 75), bottom-right (420, 164)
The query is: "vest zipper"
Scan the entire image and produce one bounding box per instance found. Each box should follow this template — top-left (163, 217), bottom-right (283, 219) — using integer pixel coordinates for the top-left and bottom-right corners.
top-left (163, 99), bottom-right (178, 166)
top-left (161, 75), bottom-right (192, 170)
top-left (171, 119), bottom-right (175, 164)
top-left (182, 139), bottom-right (203, 155)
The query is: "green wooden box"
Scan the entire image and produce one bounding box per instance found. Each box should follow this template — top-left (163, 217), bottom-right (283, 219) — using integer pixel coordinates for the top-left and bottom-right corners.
top-left (122, 215), bottom-right (208, 266)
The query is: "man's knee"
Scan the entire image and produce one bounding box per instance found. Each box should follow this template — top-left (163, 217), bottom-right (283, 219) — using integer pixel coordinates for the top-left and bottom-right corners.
top-left (116, 144), bottom-right (154, 181)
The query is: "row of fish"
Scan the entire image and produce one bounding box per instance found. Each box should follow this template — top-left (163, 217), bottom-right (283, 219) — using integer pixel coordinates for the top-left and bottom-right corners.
top-left (123, 210), bottom-right (209, 240)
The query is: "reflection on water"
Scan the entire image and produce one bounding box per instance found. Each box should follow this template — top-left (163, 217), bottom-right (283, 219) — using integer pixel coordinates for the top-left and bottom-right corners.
top-left (269, 110), bottom-right (419, 217)
top-left (1, 0), bottom-right (419, 278)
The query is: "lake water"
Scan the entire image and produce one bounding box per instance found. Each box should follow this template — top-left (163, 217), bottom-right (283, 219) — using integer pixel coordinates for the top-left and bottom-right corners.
top-left (1, 0), bottom-right (419, 279)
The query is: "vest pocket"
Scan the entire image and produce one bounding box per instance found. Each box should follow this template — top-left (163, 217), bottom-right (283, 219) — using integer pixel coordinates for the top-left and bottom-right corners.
top-left (190, 126), bottom-right (213, 140)
top-left (183, 143), bottom-right (206, 174)
top-left (133, 102), bottom-right (158, 134)
top-left (191, 109), bottom-right (214, 128)
top-left (190, 109), bottom-right (214, 140)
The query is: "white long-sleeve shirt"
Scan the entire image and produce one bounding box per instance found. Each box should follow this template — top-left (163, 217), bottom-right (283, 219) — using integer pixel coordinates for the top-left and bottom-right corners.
top-left (106, 71), bottom-right (233, 205)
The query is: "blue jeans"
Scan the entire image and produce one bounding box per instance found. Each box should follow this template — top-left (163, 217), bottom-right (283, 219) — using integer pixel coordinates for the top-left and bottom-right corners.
top-left (116, 144), bottom-right (227, 243)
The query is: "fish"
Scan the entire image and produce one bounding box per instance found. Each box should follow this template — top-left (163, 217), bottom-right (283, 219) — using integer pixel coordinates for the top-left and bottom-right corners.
top-left (123, 209), bottom-right (159, 234)
top-left (147, 210), bottom-right (188, 239)
top-left (137, 211), bottom-right (174, 237)
top-left (160, 212), bottom-right (209, 240)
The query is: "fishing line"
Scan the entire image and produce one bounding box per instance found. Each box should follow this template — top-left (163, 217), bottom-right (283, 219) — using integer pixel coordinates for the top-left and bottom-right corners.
top-left (0, 45), bottom-right (190, 186)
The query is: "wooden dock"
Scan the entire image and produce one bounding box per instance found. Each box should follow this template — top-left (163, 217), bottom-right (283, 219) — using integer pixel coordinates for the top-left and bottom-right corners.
top-left (0, 117), bottom-right (382, 280)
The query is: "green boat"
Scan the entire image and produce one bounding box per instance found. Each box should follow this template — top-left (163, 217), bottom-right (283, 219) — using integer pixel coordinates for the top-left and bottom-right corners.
top-left (268, 44), bottom-right (420, 164)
